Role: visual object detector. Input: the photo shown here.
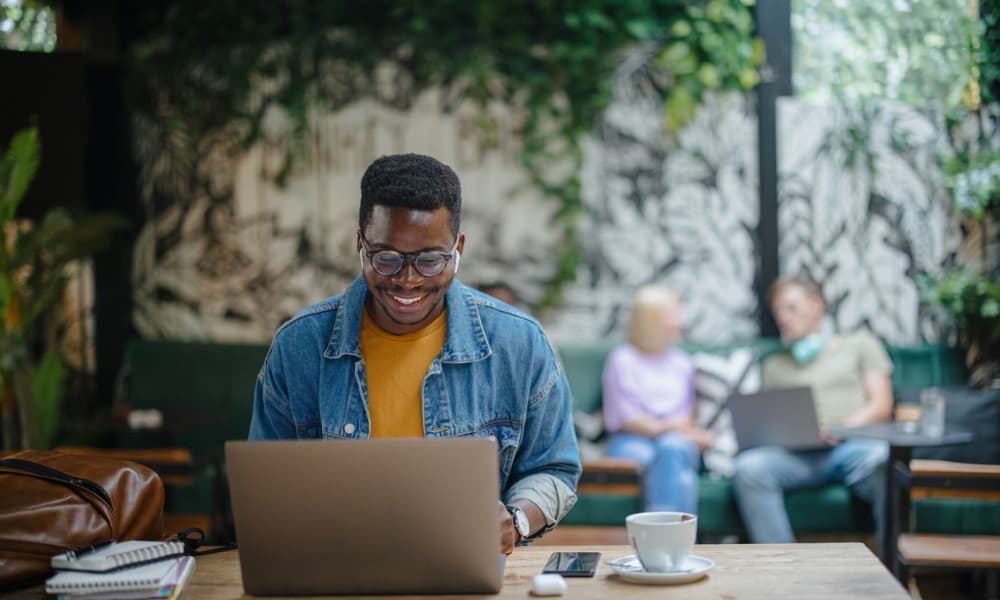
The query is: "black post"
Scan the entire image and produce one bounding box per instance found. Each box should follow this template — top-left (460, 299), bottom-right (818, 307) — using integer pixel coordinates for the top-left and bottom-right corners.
top-left (754, 0), bottom-right (792, 338)
top-left (71, 0), bottom-right (148, 411)
top-left (87, 59), bottom-right (139, 410)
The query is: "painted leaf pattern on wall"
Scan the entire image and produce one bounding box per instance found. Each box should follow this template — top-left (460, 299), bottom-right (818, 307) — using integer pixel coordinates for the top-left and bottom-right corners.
top-left (130, 45), bottom-right (959, 347)
top-left (130, 94), bottom-right (559, 342)
top-left (548, 48), bottom-right (958, 346)
top-left (546, 47), bottom-right (760, 345)
top-left (777, 99), bottom-right (958, 345)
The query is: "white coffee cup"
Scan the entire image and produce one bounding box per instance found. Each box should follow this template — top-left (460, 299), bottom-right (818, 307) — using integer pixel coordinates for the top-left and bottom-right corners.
top-left (626, 511), bottom-right (697, 573)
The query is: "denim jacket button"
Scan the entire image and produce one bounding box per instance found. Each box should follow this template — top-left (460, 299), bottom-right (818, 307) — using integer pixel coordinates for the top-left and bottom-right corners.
top-left (344, 423), bottom-right (356, 435)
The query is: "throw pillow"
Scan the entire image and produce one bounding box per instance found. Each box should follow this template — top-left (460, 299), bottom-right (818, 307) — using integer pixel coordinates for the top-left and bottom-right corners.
top-left (693, 349), bottom-right (761, 477)
top-left (904, 385), bottom-right (1000, 464)
top-left (573, 409), bottom-right (607, 462)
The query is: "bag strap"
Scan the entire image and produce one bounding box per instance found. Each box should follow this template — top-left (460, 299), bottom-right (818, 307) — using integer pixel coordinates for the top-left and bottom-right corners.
top-left (0, 458), bottom-right (112, 508)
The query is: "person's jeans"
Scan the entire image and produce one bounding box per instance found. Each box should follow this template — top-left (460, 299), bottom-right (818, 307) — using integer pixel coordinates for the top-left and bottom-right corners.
top-left (731, 439), bottom-right (888, 545)
top-left (605, 431), bottom-right (700, 514)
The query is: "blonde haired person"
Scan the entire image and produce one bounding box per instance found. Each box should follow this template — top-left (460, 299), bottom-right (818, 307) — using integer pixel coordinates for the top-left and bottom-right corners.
top-left (602, 286), bottom-right (714, 514)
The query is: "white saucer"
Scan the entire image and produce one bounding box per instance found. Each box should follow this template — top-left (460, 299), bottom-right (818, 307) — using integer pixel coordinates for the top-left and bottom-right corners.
top-left (605, 554), bottom-right (714, 585)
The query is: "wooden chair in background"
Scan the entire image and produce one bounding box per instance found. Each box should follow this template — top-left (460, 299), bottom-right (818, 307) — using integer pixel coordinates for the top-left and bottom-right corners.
top-left (894, 459), bottom-right (1000, 597)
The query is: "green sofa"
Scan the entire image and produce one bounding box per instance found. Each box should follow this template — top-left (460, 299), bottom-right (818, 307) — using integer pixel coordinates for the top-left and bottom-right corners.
top-left (115, 339), bottom-right (268, 537)
top-left (115, 337), bottom-right (996, 542)
top-left (555, 340), bottom-right (973, 539)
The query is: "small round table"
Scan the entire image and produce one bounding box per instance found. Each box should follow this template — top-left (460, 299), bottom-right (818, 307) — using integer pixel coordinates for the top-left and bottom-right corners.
top-left (827, 422), bottom-right (973, 573)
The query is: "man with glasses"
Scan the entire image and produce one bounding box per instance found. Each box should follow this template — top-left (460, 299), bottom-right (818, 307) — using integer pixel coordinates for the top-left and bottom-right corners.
top-left (249, 153), bottom-right (581, 555)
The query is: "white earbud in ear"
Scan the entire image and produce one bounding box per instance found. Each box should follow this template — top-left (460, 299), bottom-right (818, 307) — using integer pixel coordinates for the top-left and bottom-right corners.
top-left (453, 251), bottom-right (461, 273)
top-left (359, 248), bottom-right (365, 271)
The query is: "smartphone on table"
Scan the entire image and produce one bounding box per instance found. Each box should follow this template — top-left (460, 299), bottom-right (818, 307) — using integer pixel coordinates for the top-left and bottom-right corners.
top-left (542, 551), bottom-right (602, 577)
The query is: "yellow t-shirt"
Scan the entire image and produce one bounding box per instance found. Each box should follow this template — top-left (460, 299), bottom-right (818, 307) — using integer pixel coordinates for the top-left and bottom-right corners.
top-left (360, 308), bottom-right (448, 438)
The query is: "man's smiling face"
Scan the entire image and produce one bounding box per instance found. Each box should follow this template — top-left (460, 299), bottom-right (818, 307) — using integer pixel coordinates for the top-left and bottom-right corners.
top-left (359, 205), bottom-right (464, 335)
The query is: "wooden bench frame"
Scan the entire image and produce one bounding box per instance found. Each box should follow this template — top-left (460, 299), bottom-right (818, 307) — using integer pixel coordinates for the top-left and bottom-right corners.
top-left (578, 457), bottom-right (641, 496)
top-left (892, 459), bottom-right (1000, 590)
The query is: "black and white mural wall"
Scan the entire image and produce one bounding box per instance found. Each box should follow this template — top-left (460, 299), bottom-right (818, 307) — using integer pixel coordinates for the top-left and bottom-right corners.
top-left (776, 100), bottom-right (958, 346)
top-left (538, 49), bottom-right (959, 346)
top-left (131, 92), bottom-right (562, 342)
top-left (544, 49), bottom-right (760, 344)
top-left (131, 47), bottom-right (958, 346)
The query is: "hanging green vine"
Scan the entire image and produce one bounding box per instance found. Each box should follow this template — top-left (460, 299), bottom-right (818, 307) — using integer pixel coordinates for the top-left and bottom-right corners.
top-left (131, 0), bottom-right (762, 309)
top-left (980, 0), bottom-right (1000, 104)
top-left (0, 0), bottom-right (56, 52)
top-left (923, 0), bottom-right (1000, 387)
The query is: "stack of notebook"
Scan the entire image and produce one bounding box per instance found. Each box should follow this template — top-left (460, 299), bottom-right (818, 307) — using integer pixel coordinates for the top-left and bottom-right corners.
top-left (46, 540), bottom-right (196, 600)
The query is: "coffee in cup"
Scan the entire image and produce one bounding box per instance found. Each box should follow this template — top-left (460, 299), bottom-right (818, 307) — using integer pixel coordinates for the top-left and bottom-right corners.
top-left (625, 511), bottom-right (697, 572)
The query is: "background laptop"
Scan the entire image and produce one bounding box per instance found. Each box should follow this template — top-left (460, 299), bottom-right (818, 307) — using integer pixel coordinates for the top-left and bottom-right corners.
top-left (225, 438), bottom-right (503, 595)
top-left (728, 386), bottom-right (827, 450)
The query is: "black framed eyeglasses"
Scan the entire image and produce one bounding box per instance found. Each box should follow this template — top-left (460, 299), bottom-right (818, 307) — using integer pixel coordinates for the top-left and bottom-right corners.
top-left (358, 231), bottom-right (459, 277)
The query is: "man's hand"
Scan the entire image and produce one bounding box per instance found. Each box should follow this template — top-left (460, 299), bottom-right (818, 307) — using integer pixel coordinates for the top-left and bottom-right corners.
top-left (498, 501), bottom-right (517, 555)
top-left (819, 425), bottom-right (842, 446)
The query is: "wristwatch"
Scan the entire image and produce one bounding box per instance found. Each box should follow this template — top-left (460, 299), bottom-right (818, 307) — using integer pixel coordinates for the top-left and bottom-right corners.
top-left (506, 505), bottom-right (531, 541)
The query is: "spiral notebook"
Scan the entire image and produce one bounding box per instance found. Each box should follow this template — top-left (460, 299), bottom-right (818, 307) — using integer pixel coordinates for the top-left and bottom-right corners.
top-left (51, 541), bottom-right (186, 573)
top-left (46, 554), bottom-right (195, 598)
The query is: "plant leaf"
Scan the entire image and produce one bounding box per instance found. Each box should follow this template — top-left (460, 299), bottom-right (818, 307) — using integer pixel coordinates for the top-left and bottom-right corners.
top-left (31, 351), bottom-right (65, 449)
top-left (0, 127), bottom-right (41, 222)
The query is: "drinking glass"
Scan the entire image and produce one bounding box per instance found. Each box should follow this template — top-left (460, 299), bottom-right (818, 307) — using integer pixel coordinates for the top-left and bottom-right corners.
top-left (919, 388), bottom-right (945, 437)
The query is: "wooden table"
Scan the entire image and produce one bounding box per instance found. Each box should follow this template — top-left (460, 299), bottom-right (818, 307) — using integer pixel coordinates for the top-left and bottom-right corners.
top-left (177, 543), bottom-right (905, 599)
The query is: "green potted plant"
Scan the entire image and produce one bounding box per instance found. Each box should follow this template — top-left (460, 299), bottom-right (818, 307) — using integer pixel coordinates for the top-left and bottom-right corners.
top-left (925, 267), bottom-right (1000, 386)
top-left (925, 143), bottom-right (1000, 388)
top-left (943, 149), bottom-right (1000, 219)
top-left (0, 126), bottom-right (126, 450)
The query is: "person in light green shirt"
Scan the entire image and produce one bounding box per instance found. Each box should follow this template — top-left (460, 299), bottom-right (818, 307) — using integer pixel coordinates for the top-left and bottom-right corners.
top-left (763, 330), bottom-right (894, 429)
top-left (732, 276), bottom-right (893, 547)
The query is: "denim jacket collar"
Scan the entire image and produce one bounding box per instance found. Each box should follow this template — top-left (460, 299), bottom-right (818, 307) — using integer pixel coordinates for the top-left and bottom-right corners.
top-left (323, 276), bottom-right (492, 363)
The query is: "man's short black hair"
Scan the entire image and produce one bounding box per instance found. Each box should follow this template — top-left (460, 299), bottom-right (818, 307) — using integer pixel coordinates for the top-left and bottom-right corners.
top-left (359, 153), bottom-right (462, 237)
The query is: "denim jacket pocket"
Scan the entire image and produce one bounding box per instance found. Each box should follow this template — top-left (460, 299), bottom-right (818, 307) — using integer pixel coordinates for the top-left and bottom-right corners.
top-left (468, 420), bottom-right (522, 484)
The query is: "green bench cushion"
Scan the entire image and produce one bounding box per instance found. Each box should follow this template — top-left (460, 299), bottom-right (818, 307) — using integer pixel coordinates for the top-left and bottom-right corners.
top-left (558, 343), bottom-right (616, 415)
top-left (886, 345), bottom-right (968, 393)
top-left (784, 484), bottom-right (873, 533)
top-left (914, 497), bottom-right (1000, 535)
top-left (696, 476), bottom-right (743, 534)
top-left (118, 339), bottom-right (268, 459)
top-left (162, 465), bottom-right (219, 514)
top-left (560, 493), bottom-right (641, 527)
top-left (118, 339), bottom-right (268, 519)
top-left (562, 475), bottom-right (874, 535)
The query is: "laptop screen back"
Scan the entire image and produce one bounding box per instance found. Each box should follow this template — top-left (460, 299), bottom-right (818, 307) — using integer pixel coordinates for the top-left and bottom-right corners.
top-left (225, 438), bottom-right (503, 595)
top-left (728, 386), bottom-right (826, 450)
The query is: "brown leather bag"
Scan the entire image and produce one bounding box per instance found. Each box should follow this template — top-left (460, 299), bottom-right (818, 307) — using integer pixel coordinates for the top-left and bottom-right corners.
top-left (0, 450), bottom-right (165, 589)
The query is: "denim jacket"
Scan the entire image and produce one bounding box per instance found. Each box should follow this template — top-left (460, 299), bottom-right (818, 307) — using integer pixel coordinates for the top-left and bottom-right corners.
top-left (249, 277), bottom-right (580, 528)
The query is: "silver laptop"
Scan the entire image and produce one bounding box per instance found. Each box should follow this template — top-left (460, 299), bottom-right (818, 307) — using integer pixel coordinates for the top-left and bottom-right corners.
top-left (728, 386), bottom-right (827, 450)
top-left (225, 438), bottom-right (503, 595)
